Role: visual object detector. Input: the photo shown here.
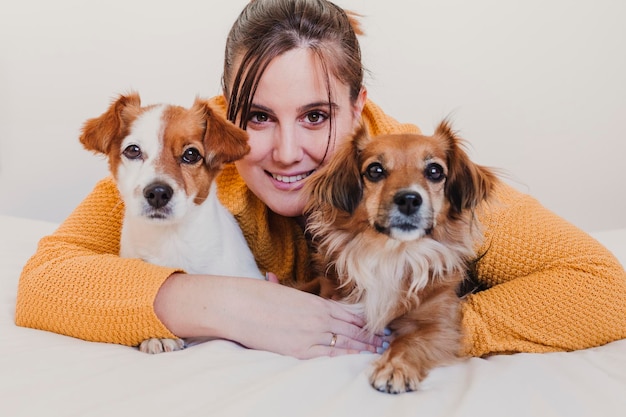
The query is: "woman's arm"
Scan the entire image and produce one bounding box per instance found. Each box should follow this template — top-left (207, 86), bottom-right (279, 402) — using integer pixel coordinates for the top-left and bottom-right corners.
top-left (461, 182), bottom-right (626, 357)
top-left (15, 177), bottom-right (179, 346)
top-left (154, 273), bottom-right (384, 358)
top-left (15, 177), bottom-right (383, 354)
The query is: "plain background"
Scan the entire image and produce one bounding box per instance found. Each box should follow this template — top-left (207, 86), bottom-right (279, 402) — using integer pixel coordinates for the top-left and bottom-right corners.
top-left (1, 0), bottom-right (624, 232)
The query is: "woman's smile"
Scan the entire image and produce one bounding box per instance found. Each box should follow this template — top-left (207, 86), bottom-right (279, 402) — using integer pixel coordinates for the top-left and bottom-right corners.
top-left (269, 169), bottom-right (315, 185)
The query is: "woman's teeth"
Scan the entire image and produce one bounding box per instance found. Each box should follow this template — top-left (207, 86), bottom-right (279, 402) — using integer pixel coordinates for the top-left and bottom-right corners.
top-left (272, 171), bottom-right (312, 184)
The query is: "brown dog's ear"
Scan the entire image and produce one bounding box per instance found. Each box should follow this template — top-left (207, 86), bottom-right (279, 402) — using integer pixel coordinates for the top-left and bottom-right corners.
top-left (79, 92), bottom-right (142, 154)
top-left (305, 124), bottom-right (369, 215)
top-left (436, 120), bottom-right (497, 214)
top-left (193, 98), bottom-right (250, 168)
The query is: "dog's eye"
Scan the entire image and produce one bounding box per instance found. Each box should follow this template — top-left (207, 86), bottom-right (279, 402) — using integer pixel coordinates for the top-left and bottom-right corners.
top-left (122, 145), bottom-right (142, 160)
top-left (364, 162), bottom-right (385, 182)
top-left (425, 163), bottom-right (445, 182)
top-left (181, 147), bottom-right (203, 164)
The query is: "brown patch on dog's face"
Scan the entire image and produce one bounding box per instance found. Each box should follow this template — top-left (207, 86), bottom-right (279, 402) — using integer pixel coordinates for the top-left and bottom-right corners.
top-left (157, 105), bottom-right (216, 205)
top-left (156, 99), bottom-right (251, 205)
top-left (357, 134), bottom-right (449, 241)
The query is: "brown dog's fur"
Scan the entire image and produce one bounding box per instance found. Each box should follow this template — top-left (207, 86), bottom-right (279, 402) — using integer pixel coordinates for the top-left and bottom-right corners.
top-left (302, 121), bottom-right (497, 393)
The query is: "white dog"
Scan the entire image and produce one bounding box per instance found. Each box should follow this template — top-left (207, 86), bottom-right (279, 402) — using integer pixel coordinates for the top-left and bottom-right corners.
top-left (80, 92), bottom-right (263, 353)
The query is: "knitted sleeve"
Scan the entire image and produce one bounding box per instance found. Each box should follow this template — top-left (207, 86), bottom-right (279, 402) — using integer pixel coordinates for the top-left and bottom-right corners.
top-left (362, 100), bottom-right (626, 357)
top-left (15, 177), bottom-right (179, 346)
top-left (461, 183), bottom-right (626, 356)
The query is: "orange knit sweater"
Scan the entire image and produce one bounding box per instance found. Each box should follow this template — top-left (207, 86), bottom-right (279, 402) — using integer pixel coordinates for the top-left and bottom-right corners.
top-left (15, 97), bottom-right (626, 357)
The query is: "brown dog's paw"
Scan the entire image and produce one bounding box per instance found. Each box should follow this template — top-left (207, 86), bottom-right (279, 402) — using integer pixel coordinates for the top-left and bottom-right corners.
top-left (139, 338), bottom-right (185, 354)
top-left (369, 353), bottom-right (424, 394)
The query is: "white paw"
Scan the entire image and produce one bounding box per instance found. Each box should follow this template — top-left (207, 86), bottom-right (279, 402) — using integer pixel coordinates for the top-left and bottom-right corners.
top-left (369, 356), bottom-right (421, 394)
top-left (139, 338), bottom-right (185, 354)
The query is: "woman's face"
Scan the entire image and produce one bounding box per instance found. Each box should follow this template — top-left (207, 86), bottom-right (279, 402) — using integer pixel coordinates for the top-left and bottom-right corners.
top-left (234, 48), bottom-right (366, 217)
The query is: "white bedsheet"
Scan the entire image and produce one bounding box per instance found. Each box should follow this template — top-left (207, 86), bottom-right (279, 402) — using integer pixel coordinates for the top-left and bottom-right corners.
top-left (1, 214), bottom-right (625, 417)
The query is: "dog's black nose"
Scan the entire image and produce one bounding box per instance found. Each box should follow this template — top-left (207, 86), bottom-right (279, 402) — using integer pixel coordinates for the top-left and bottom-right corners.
top-left (393, 191), bottom-right (422, 216)
top-left (144, 183), bottom-right (173, 209)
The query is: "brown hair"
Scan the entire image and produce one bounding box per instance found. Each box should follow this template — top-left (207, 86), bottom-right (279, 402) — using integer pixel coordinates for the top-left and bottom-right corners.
top-left (222, 0), bottom-right (364, 130)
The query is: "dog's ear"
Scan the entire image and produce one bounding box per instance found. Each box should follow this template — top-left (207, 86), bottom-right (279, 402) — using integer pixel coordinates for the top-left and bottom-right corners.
top-left (194, 98), bottom-right (250, 168)
top-left (305, 124), bottom-right (368, 214)
top-left (80, 92), bottom-right (142, 154)
top-left (436, 120), bottom-right (497, 214)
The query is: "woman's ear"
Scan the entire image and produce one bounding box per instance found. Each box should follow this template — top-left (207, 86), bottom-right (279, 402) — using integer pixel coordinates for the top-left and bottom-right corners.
top-left (351, 87), bottom-right (368, 127)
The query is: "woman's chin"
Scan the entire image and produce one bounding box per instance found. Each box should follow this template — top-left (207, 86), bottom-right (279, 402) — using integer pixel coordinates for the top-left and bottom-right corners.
top-left (266, 193), bottom-right (307, 217)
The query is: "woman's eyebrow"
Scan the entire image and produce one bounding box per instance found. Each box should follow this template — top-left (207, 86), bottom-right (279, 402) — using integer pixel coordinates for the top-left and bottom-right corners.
top-left (249, 103), bottom-right (274, 114)
top-left (297, 101), bottom-right (339, 113)
top-left (250, 102), bottom-right (339, 115)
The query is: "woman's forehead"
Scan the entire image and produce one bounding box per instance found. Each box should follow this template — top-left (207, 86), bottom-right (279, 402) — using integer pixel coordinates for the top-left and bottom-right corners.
top-left (252, 48), bottom-right (351, 108)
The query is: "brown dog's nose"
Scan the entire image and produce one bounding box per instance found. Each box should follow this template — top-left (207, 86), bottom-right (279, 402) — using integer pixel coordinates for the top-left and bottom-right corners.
top-left (393, 191), bottom-right (422, 216)
top-left (144, 183), bottom-right (173, 209)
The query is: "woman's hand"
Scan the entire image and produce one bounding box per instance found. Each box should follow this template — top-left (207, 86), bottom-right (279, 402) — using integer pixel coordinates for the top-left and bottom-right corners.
top-left (154, 272), bottom-right (385, 359)
top-left (248, 272), bottom-right (385, 358)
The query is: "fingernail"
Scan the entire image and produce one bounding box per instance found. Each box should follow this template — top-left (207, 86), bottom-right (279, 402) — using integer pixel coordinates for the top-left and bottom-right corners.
top-left (383, 327), bottom-right (392, 336)
top-left (376, 341), bottom-right (390, 354)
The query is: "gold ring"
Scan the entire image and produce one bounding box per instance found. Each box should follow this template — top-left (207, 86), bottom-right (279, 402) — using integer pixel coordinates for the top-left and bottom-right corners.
top-left (329, 333), bottom-right (337, 348)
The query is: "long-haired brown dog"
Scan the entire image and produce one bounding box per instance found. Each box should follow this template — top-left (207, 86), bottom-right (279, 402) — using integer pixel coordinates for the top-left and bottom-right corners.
top-left (303, 121), bottom-right (497, 393)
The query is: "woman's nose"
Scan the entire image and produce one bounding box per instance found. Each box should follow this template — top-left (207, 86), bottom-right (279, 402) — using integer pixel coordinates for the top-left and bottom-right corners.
top-left (273, 124), bottom-right (303, 164)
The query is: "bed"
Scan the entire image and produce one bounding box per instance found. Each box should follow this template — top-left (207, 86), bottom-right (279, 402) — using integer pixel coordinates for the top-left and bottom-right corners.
top-left (2, 214), bottom-right (625, 417)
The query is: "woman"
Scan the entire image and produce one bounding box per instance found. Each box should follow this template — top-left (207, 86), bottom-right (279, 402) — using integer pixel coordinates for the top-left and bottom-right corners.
top-left (15, 0), bottom-right (626, 359)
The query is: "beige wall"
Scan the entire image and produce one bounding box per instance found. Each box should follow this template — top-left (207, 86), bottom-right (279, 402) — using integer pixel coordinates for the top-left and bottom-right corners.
top-left (1, 0), bottom-right (624, 232)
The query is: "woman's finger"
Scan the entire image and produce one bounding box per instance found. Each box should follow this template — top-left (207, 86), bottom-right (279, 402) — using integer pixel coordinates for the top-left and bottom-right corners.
top-left (301, 340), bottom-right (373, 359)
top-left (323, 303), bottom-right (387, 347)
top-left (327, 300), bottom-right (367, 327)
top-left (326, 332), bottom-right (385, 354)
top-left (264, 272), bottom-right (280, 283)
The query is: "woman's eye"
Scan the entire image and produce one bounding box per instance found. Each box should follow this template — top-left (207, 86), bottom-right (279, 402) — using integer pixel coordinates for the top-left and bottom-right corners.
top-left (425, 163), bottom-right (445, 182)
top-left (364, 162), bottom-right (385, 182)
top-left (304, 111), bottom-right (327, 125)
top-left (122, 145), bottom-right (142, 160)
top-left (181, 147), bottom-right (202, 164)
top-left (249, 112), bottom-right (270, 124)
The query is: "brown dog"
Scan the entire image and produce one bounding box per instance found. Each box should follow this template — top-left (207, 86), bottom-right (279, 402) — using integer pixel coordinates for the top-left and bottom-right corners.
top-left (303, 121), bottom-right (497, 393)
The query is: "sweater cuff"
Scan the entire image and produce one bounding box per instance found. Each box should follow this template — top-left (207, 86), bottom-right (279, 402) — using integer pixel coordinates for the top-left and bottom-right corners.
top-left (460, 298), bottom-right (492, 357)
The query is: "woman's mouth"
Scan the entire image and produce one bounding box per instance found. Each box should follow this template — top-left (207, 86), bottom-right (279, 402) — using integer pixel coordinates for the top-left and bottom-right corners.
top-left (269, 170), bottom-right (314, 184)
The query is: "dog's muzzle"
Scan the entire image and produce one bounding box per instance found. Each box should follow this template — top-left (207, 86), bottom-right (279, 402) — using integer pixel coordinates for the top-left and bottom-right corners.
top-left (374, 191), bottom-right (433, 240)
